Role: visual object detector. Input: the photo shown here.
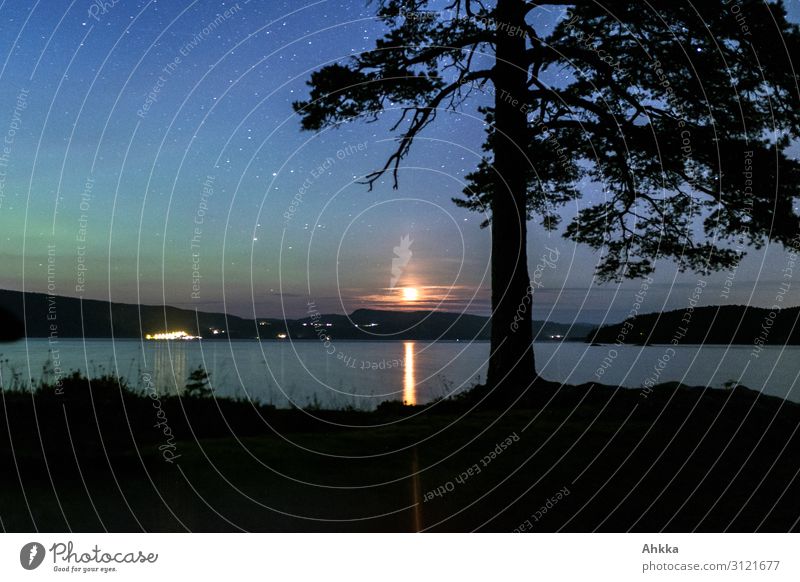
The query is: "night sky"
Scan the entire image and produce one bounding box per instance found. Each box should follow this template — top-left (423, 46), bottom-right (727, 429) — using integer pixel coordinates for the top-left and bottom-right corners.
top-left (0, 0), bottom-right (798, 325)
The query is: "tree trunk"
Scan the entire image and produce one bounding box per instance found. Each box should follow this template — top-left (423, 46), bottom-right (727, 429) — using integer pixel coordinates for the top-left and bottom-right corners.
top-left (486, 0), bottom-right (537, 393)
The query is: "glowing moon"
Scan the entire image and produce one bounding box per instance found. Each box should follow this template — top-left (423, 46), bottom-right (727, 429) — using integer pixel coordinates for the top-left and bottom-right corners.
top-left (402, 287), bottom-right (419, 301)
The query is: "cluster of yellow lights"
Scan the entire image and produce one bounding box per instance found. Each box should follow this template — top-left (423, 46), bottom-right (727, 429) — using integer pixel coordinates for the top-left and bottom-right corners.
top-left (144, 331), bottom-right (201, 341)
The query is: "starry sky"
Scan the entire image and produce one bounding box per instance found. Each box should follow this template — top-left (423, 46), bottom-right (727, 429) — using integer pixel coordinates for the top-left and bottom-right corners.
top-left (0, 0), bottom-right (798, 325)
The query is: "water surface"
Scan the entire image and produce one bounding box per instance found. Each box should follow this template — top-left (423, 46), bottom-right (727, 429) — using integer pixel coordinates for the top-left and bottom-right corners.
top-left (2, 339), bottom-right (797, 407)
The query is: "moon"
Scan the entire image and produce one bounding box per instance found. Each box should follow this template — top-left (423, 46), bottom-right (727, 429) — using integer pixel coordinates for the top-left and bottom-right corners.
top-left (402, 287), bottom-right (419, 301)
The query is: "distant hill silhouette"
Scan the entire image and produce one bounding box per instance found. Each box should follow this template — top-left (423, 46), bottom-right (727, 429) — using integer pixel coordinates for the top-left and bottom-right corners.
top-left (589, 305), bottom-right (800, 345)
top-left (0, 289), bottom-right (260, 339)
top-left (0, 305), bottom-right (24, 341)
top-left (0, 289), bottom-right (591, 341)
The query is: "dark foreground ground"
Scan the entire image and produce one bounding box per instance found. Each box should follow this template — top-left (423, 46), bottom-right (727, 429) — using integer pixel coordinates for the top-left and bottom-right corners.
top-left (1, 374), bottom-right (798, 532)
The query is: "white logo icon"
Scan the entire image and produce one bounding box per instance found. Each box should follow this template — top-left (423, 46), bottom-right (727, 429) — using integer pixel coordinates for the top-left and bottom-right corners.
top-left (390, 235), bottom-right (413, 289)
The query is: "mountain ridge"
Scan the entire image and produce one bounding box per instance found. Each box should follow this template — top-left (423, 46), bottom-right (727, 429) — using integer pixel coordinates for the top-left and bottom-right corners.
top-left (589, 304), bottom-right (800, 345)
top-left (0, 289), bottom-right (592, 341)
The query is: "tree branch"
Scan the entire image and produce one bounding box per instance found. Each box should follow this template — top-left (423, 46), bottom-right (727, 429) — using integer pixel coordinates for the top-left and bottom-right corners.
top-left (362, 69), bottom-right (493, 190)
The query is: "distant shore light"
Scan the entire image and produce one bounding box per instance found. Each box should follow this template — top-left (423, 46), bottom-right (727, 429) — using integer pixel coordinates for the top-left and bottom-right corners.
top-left (145, 331), bottom-right (200, 341)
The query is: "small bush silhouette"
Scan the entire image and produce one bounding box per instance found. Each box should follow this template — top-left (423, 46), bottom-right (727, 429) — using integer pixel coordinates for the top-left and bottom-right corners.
top-left (185, 366), bottom-right (212, 398)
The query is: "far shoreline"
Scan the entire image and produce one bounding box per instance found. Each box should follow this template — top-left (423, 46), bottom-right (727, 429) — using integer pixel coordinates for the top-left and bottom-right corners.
top-left (8, 337), bottom-right (800, 347)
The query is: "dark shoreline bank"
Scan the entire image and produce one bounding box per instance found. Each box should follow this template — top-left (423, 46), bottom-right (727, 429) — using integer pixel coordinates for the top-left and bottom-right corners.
top-left (1, 373), bottom-right (798, 532)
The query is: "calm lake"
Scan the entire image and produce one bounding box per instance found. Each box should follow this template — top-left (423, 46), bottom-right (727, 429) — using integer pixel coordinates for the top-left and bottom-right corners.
top-left (2, 339), bottom-right (798, 407)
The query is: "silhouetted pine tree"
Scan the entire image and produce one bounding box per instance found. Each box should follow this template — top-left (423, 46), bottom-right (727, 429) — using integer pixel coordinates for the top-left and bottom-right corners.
top-left (294, 0), bottom-right (800, 394)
